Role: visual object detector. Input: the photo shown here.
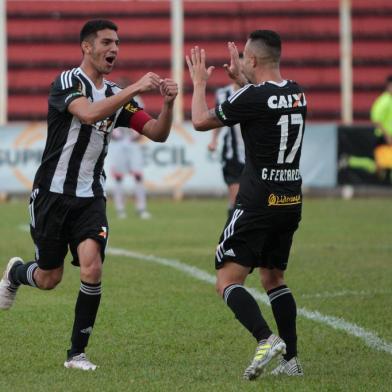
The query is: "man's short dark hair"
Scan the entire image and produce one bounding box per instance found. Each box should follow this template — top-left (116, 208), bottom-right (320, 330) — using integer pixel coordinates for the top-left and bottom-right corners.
top-left (386, 75), bottom-right (392, 85)
top-left (248, 30), bottom-right (281, 63)
top-left (80, 19), bottom-right (118, 44)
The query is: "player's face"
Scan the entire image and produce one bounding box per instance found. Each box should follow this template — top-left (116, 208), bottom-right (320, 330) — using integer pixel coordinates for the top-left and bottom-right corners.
top-left (90, 29), bottom-right (120, 75)
top-left (242, 41), bottom-right (255, 83)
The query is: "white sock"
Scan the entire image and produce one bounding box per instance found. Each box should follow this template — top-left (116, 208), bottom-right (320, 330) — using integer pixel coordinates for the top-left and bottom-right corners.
top-left (113, 180), bottom-right (125, 214)
top-left (134, 180), bottom-right (147, 212)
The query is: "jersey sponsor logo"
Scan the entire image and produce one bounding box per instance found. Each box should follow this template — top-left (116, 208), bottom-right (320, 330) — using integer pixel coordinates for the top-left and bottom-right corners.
top-left (267, 93), bottom-right (307, 109)
top-left (268, 193), bottom-right (301, 206)
top-left (261, 168), bottom-right (301, 182)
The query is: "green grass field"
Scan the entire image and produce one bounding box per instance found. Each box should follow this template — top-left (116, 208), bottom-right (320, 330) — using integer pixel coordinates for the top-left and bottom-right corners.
top-left (0, 197), bottom-right (391, 391)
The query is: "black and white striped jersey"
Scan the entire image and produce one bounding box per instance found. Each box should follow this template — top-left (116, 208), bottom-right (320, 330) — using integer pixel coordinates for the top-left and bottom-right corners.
top-left (33, 67), bottom-right (143, 198)
top-left (215, 85), bottom-right (245, 165)
top-left (215, 80), bottom-right (307, 211)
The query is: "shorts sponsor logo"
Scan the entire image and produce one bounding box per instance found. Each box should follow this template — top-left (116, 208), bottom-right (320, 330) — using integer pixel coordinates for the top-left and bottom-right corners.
top-left (268, 193), bottom-right (301, 206)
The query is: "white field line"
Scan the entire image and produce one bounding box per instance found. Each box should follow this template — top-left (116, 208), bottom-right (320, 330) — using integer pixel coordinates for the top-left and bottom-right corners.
top-left (300, 289), bottom-right (391, 299)
top-left (108, 246), bottom-right (392, 356)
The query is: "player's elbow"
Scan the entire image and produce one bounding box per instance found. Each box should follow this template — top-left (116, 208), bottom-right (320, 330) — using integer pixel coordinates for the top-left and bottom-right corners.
top-left (76, 113), bottom-right (97, 125)
top-left (192, 120), bottom-right (208, 132)
top-left (151, 132), bottom-right (169, 143)
top-left (145, 129), bottom-right (169, 143)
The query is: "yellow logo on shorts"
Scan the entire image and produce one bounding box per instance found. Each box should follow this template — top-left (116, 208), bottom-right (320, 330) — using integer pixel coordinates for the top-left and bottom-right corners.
top-left (268, 193), bottom-right (301, 206)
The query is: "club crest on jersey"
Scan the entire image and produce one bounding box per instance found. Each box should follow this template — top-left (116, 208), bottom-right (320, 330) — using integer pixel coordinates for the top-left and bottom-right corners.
top-left (267, 93), bottom-right (307, 109)
top-left (94, 118), bottom-right (113, 134)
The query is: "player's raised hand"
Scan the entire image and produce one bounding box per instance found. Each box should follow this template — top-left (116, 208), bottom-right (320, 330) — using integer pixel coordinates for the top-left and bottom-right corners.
top-left (159, 78), bottom-right (178, 103)
top-left (135, 72), bottom-right (161, 93)
top-left (223, 42), bottom-right (241, 79)
top-left (185, 46), bottom-right (215, 85)
top-left (223, 42), bottom-right (248, 86)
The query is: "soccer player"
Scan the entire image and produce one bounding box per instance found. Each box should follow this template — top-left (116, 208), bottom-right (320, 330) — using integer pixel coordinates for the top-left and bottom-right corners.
top-left (0, 19), bottom-right (177, 370)
top-left (186, 30), bottom-right (306, 379)
top-left (110, 77), bottom-right (151, 220)
top-left (110, 126), bottom-right (151, 220)
top-left (208, 81), bottom-right (245, 220)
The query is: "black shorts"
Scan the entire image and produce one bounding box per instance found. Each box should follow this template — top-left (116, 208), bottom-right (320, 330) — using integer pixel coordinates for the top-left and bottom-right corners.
top-left (29, 188), bottom-right (109, 270)
top-left (215, 208), bottom-right (301, 271)
top-left (222, 159), bottom-right (245, 185)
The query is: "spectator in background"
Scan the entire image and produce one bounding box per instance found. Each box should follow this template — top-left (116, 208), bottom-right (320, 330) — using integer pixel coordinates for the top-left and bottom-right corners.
top-left (339, 75), bottom-right (392, 184)
top-left (110, 78), bottom-right (151, 220)
top-left (371, 75), bottom-right (392, 146)
top-left (208, 81), bottom-right (245, 220)
top-left (370, 75), bottom-right (392, 182)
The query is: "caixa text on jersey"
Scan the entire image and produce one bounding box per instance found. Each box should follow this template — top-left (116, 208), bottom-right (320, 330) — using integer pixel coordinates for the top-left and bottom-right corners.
top-left (261, 168), bottom-right (301, 182)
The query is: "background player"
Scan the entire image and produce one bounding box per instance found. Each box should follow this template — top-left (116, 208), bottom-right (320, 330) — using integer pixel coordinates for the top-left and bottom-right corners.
top-left (208, 81), bottom-right (245, 220)
top-left (110, 81), bottom-right (151, 220)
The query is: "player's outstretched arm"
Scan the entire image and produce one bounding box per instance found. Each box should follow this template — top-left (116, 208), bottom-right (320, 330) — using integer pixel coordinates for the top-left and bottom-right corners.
top-left (68, 72), bottom-right (161, 124)
top-left (186, 46), bottom-right (223, 132)
top-left (140, 78), bottom-right (178, 142)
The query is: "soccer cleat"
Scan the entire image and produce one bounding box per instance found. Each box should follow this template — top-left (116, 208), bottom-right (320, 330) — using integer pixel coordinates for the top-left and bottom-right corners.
top-left (243, 334), bottom-right (286, 380)
top-left (0, 257), bottom-right (23, 310)
top-left (271, 356), bottom-right (304, 376)
top-left (64, 353), bottom-right (97, 371)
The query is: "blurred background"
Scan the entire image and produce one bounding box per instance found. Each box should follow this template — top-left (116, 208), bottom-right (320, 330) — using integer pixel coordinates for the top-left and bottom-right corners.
top-left (1, 0), bottom-right (392, 199)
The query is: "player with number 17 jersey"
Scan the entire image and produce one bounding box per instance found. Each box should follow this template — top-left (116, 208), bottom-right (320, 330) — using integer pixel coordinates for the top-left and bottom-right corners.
top-left (215, 80), bottom-right (307, 212)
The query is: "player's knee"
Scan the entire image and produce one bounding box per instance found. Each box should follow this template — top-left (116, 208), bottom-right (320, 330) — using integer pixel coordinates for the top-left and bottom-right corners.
top-left (38, 275), bottom-right (62, 290)
top-left (81, 262), bottom-right (102, 283)
top-left (261, 273), bottom-right (284, 291)
top-left (215, 280), bottom-right (229, 297)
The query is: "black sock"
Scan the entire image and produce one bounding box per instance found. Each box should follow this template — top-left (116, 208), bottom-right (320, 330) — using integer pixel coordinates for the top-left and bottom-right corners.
top-left (68, 281), bottom-right (102, 358)
top-left (10, 261), bottom-right (38, 287)
top-left (268, 285), bottom-right (297, 360)
top-left (223, 284), bottom-right (272, 342)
